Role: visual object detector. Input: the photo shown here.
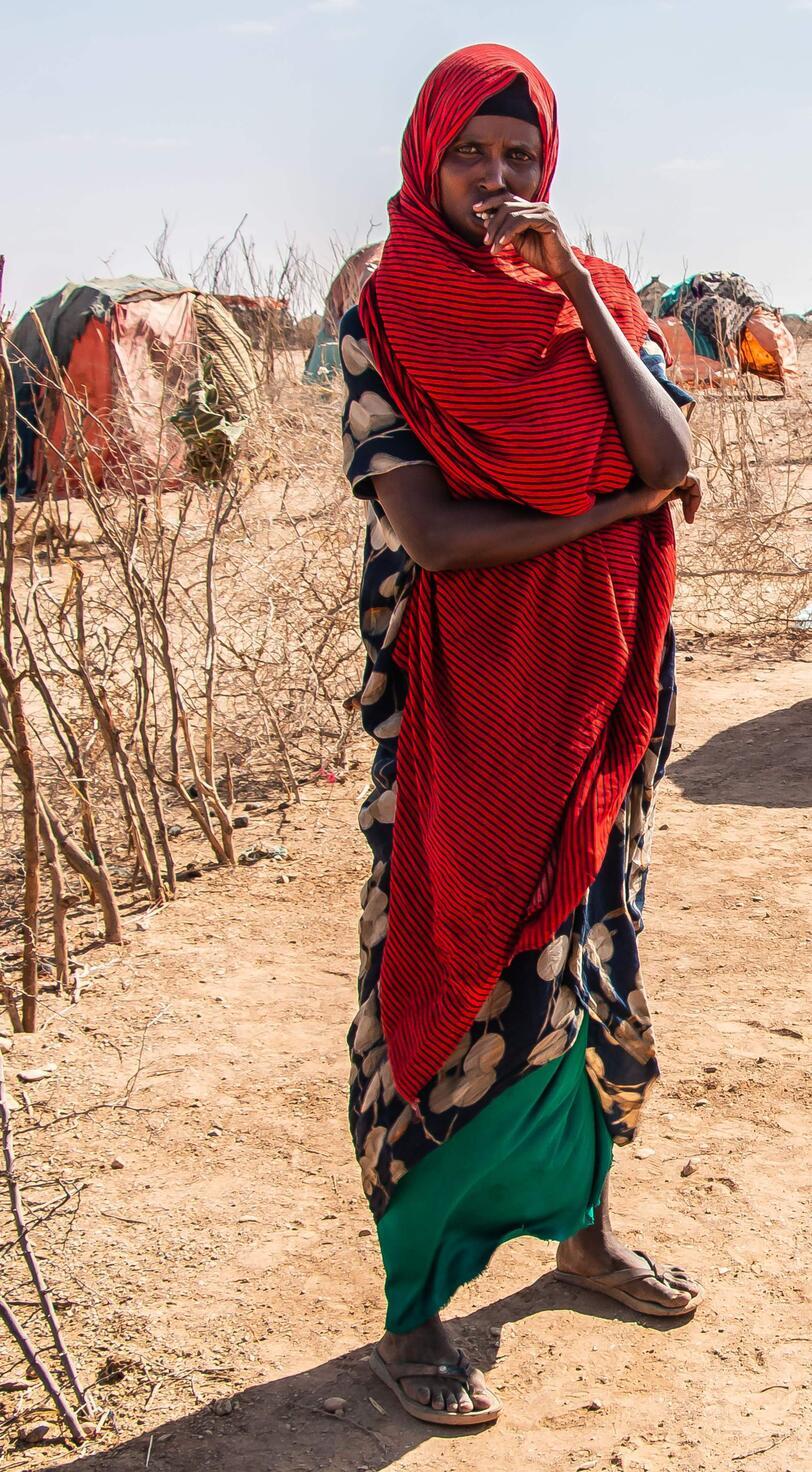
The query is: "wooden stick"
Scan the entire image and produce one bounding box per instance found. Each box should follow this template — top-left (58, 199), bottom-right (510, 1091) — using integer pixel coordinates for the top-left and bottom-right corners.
top-left (0, 967), bottom-right (22, 1032)
top-left (0, 312), bottom-right (40, 1032)
top-left (0, 1052), bottom-right (95, 1424)
top-left (0, 1292), bottom-right (84, 1444)
top-left (38, 810), bottom-right (72, 990)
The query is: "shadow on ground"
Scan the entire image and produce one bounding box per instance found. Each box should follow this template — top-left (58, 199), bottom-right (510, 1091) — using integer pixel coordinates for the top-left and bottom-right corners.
top-left (46, 1277), bottom-right (687, 1470)
top-left (668, 699), bottom-right (811, 808)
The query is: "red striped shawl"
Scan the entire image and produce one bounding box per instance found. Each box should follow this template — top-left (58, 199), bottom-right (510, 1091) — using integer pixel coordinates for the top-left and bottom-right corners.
top-left (358, 44), bottom-right (676, 1101)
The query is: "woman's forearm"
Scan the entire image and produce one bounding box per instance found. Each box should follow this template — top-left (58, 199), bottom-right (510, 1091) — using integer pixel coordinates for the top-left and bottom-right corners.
top-left (429, 495), bottom-right (635, 571)
top-left (374, 464), bottom-right (639, 572)
top-left (563, 269), bottom-right (692, 490)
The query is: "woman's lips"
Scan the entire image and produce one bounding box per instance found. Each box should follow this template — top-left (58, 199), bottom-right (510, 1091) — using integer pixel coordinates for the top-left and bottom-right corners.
top-left (473, 198), bottom-right (506, 229)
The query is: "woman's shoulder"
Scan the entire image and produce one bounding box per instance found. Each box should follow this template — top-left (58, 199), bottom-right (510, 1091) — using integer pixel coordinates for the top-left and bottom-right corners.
top-left (339, 303), bottom-right (362, 344)
top-left (340, 303), bottom-right (362, 338)
top-left (575, 250), bottom-right (630, 294)
top-left (339, 306), bottom-right (380, 381)
top-left (339, 308), bottom-right (436, 497)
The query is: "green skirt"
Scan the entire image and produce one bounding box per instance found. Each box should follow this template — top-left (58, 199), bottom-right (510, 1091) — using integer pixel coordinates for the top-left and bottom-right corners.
top-left (377, 1022), bottom-right (612, 1334)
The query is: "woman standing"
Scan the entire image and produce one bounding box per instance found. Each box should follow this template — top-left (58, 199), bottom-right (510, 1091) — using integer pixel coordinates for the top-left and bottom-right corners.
top-left (341, 44), bottom-right (702, 1428)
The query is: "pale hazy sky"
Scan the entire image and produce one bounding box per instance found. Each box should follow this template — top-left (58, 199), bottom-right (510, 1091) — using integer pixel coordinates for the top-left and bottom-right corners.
top-left (5, 0), bottom-right (812, 319)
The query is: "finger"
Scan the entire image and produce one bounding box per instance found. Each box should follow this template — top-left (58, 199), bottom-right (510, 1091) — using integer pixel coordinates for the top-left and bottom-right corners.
top-left (480, 203), bottom-right (511, 246)
top-left (491, 205), bottom-right (556, 248)
top-left (679, 489), bottom-right (701, 524)
top-left (479, 199), bottom-right (555, 246)
top-left (492, 212), bottom-right (556, 254)
top-left (481, 200), bottom-right (534, 245)
top-left (473, 193), bottom-right (525, 220)
top-left (491, 216), bottom-right (530, 253)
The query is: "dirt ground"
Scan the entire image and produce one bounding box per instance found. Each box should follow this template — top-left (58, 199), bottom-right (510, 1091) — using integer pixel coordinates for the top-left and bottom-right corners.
top-left (1, 640), bottom-right (810, 1472)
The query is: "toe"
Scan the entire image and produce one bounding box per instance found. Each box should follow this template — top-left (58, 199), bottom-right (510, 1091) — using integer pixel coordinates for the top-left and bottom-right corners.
top-left (467, 1369), bottom-right (498, 1412)
top-left (665, 1265), bottom-right (702, 1296)
top-left (635, 1254), bottom-right (700, 1310)
top-left (456, 1387), bottom-right (474, 1414)
top-left (431, 1387), bottom-right (446, 1412)
top-left (663, 1285), bottom-right (693, 1309)
top-left (646, 1277), bottom-right (692, 1310)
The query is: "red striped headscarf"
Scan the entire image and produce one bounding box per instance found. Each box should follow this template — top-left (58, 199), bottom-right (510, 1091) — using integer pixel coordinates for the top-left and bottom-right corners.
top-left (358, 44), bottom-right (676, 1102)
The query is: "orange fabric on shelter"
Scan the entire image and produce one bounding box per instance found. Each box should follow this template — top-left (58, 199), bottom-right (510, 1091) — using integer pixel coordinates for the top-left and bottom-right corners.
top-left (40, 318), bottom-right (113, 497)
top-left (740, 308), bottom-right (799, 387)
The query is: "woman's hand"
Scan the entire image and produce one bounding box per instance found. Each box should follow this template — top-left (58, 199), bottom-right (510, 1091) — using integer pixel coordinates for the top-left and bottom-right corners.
top-left (671, 474), bottom-right (702, 524)
top-left (474, 197), bottom-right (585, 287)
top-left (621, 474), bottom-right (702, 524)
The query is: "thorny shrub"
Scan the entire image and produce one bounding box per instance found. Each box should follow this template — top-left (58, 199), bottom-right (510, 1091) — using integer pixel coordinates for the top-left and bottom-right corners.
top-left (674, 352), bottom-right (812, 636)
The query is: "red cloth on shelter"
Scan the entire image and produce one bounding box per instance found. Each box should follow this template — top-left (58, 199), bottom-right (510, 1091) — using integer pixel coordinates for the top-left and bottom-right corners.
top-left (358, 44), bottom-right (676, 1101)
top-left (41, 318), bottom-right (113, 496)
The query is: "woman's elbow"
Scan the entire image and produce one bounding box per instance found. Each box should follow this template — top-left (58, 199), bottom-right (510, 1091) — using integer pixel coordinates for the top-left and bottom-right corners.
top-left (402, 527), bottom-right (455, 573)
top-left (645, 441), bottom-right (692, 491)
top-left (415, 543), bottom-right (453, 573)
top-left (641, 409), bottom-right (693, 488)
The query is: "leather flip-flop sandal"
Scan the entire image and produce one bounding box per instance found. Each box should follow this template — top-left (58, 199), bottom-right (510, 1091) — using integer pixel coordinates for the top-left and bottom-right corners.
top-left (553, 1251), bottom-right (705, 1318)
top-left (370, 1346), bottom-right (502, 1427)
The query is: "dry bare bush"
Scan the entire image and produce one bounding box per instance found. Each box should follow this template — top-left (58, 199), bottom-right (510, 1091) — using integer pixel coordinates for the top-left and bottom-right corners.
top-left (574, 232), bottom-right (812, 636)
top-left (0, 274), bottom-right (364, 1445)
top-left (0, 296), bottom-right (364, 1036)
top-left (674, 346), bottom-right (812, 637)
top-left (0, 1052), bottom-right (92, 1447)
top-left (212, 378), bottom-right (363, 791)
top-left (149, 214), bottom-right (381, 384)
top-left (578, 225), bottom-right (646, 288)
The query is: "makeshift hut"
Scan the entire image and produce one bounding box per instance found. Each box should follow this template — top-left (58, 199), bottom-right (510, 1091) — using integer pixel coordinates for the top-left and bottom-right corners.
top-left (650, 272), bottom-right (798, 390)
top-left (7, 276), bottom-right (260, 498)
top-left (783, 311), bottom-right (812, 343)
top-left (216, 293), bottom-right (288, 363)
top-left (303, 243), bottom-right (384, 383)
top-left (638, 275), bottom-right (668, 318)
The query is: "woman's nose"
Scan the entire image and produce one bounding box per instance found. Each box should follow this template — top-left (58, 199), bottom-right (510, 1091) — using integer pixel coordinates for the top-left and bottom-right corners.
top-left (479, 155), bottom-right (507, 193)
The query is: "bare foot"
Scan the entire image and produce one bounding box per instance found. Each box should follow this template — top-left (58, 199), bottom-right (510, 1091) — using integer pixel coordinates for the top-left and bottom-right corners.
top-left (556, 1176), bottom-right (703, 1314)
top-left (377, 1315), bottom-right (498, 1416)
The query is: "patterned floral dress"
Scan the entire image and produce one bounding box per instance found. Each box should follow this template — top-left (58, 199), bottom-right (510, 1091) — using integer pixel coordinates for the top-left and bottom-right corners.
top-left (340, 304), bottom-right (690, 1235)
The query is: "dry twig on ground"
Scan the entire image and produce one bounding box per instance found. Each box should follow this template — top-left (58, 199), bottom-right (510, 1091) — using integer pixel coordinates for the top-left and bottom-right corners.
top-left (0, 1052), bottom-right (89, 1444)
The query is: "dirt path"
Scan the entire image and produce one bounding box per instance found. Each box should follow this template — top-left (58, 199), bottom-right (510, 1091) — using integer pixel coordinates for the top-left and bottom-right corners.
top-left (2, 644), bottom-right (810, 1472)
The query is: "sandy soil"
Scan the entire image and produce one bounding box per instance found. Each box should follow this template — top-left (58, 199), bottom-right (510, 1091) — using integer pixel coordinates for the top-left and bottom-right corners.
top-left (1, 640), bottom-right (810, 1472)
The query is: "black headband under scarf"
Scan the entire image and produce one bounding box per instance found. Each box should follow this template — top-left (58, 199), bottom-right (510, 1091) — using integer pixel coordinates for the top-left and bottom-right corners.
top-left (474, 75), bottom-right (539, 128)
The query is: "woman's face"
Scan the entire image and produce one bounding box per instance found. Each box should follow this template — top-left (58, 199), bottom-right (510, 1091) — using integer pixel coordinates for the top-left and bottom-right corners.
top-left (438, 114), bottom-right (543, 246)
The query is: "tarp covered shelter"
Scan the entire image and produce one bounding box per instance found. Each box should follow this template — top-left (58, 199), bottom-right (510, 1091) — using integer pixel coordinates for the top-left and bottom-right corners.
top-left (217, 294), bottom-right (288, 358)
top-left (640, 272), bottom-right (798, 390)
top-left (304, 243), bottom-right (384, 383)
top-left (7, 276), bottom-right (259, 498)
